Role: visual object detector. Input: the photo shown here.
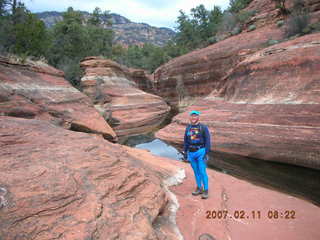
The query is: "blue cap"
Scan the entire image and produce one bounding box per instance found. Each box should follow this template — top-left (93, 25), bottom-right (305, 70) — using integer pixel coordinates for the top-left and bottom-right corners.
top-left (189, 110), bottom-right (200, 116)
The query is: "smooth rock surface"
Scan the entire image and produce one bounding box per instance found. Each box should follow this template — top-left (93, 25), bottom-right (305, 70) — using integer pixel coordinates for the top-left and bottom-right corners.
top-left (156, 34), bottom-right (320, 169)
top-left (172, 161), bottom-right (320, 240)
top-left (80, 57), bottom-right (170, 138)
top-left (0, 57), bottom-right (116, 141)
top-left (1, 116), bottom-right (319, 240)
top-left (0, 116), bottom-right (181, 240)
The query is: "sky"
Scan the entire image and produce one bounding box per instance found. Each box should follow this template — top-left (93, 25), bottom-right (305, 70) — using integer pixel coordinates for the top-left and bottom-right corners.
top-left (24, 0), bottom-right (230, 29)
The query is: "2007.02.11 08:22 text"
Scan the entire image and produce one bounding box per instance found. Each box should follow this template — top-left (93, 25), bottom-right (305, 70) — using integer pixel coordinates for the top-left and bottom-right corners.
top-left (206, 210), bottom-right (296, 220)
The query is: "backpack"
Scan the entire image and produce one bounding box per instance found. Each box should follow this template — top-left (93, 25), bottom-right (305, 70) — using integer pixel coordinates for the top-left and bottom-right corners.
top-left (185, 123), bottom-right (210, 161)
top-left (186, 123), bottom-right (206, 144)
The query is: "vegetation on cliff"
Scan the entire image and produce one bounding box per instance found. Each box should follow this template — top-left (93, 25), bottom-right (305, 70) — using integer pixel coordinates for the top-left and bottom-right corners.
top-left (1, 0), bottom-right (319, 87)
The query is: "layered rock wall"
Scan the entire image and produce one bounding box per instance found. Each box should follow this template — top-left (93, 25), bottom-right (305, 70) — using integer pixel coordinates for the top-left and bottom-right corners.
top-left (153, 26), bottom-right (284, 106)
top-left (156, 33), bottom-right (320, 169)
top-left (80, 57), bottom-right (170, 138)
top-left (0, 57), bottom-right (116, 141)
top-left (128, 68), bottom-right (154, 93)
top-left (153, 0), bottom-right (320, 108)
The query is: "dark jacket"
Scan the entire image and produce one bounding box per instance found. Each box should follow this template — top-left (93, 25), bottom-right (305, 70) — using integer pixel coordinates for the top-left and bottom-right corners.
top-left (183, 123), bottom-right (211, 154)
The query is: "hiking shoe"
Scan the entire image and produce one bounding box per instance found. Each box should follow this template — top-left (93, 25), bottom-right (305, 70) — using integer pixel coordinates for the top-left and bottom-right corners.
top-left (201, 190), bottom-right (209, 199)
top-left (192, 187), bottom-right (203, 196)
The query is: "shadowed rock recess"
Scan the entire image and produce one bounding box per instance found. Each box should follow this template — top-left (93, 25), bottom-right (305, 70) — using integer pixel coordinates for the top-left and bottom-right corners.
top-left (0, 116), bottom-right (185, 240)
top-left (0, 57), bottom-right (117, 141)
top-left (80, 57), bottom-right (170, 138)
top-left (156, 33), bottom-right (320, 169)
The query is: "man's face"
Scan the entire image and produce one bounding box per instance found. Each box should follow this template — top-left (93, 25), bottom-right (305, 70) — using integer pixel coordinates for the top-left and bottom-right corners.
top-left (190, 114), bottom-right (199, 125)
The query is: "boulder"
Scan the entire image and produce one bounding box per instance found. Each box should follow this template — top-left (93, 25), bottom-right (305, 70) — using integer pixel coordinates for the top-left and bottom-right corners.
top-left (80, 57), bottom-right (170, 138)
top-left (156, 33), bottom-right (320, 170)
top-left (0, 57), bottom-right (116, 141)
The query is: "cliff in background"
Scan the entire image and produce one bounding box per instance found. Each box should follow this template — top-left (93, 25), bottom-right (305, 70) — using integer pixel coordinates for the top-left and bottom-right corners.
top-left (36, 11), bottom-right (175, 47)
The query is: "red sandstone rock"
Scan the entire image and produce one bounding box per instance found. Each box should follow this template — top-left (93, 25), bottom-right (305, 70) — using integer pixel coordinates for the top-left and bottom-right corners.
top-left (153, 26), bottom-right (284, 107)
top-left (171, 161), bottom-right (320, 240)
top-left (243, 0), bottom-right (282, 28)
top-left (217, 33), bottom-right (320, 104)
top-left (156, 33), bottom-right (320, 170)
top-left (80, 57), bottom-right (170, 138)
top-left (0, 116), bottom-right (180, 240)
top-left (0, 57), bottom-right (116, 141)
top-left (1, 116), bottom-right (319, 239)
top-left (128, 68), bottom-right (154, 93)
top-left (153, 0), bottom-right (320, 108)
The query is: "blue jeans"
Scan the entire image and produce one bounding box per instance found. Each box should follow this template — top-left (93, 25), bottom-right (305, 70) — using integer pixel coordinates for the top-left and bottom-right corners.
top-left (188, 148), bottom-right (208, 191)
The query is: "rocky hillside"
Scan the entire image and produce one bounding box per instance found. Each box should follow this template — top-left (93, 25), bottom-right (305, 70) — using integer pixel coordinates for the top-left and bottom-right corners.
top-left (36, 11), bottom-right (175, 46)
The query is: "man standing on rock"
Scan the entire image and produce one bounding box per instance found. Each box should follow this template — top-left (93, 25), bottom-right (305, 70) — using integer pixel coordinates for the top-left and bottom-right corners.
top-left (183, 110), bottom-right (211, 199)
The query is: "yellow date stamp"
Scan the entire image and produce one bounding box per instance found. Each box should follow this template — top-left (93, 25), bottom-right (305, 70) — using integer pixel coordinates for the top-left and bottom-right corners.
top-left (205, 210), bottom-right (296, 220)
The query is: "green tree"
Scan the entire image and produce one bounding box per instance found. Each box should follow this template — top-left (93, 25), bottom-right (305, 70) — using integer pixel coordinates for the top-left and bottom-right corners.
top-left (173, 5), bottom-right (223, 51)
top-left (228, 0), bottom-right (253, 13)
top-left (88, 7), bottom-right (102, 25)
top-left (0, 0), bottom-right (48, 56)
top-left (190, 4), bottom-right (210, 41)
top-left (175, 10), bottom-right (200, 50)
top-left (88, 7), bottom-right (112, 26)
top-left (125, 45), bottom-right (144, 68)
top-left (47, 7), bottom-right (114, 86)
top-left (111, 44), bottom-right (127, 65)
top-left (86, 25), bottom-right (113, 57)
top-left (208, 6), bottom-right (223, 35)
top-left (147, 46), bottom-right (169, 72)
top-left (13, 12), bottom-right (48, 56)
top-left (163, 40), bottom-right (188, 59)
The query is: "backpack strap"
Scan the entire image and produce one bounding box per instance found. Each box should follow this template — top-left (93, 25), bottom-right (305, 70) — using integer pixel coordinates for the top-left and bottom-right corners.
top-left (186, 123), bottom-right (191, 134)
top-left (186, 123), bottom-right (206, 146)
top-left (200, 123), bottom-right (210, 146)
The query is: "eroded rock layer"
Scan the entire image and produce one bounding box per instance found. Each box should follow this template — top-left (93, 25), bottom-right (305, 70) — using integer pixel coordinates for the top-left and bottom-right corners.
top-left (153, 0), bottom-right (320, 108)
top-left (153, 26), bottom-right (284, 106)
top-left (0, 116), bottom-right (181, 240)
top-left (80, 57), bottom-right (170, 138)
top-left (156, 33), bottom-right (320, 169)
top-left (0, 57), bottom-right (116, 141)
